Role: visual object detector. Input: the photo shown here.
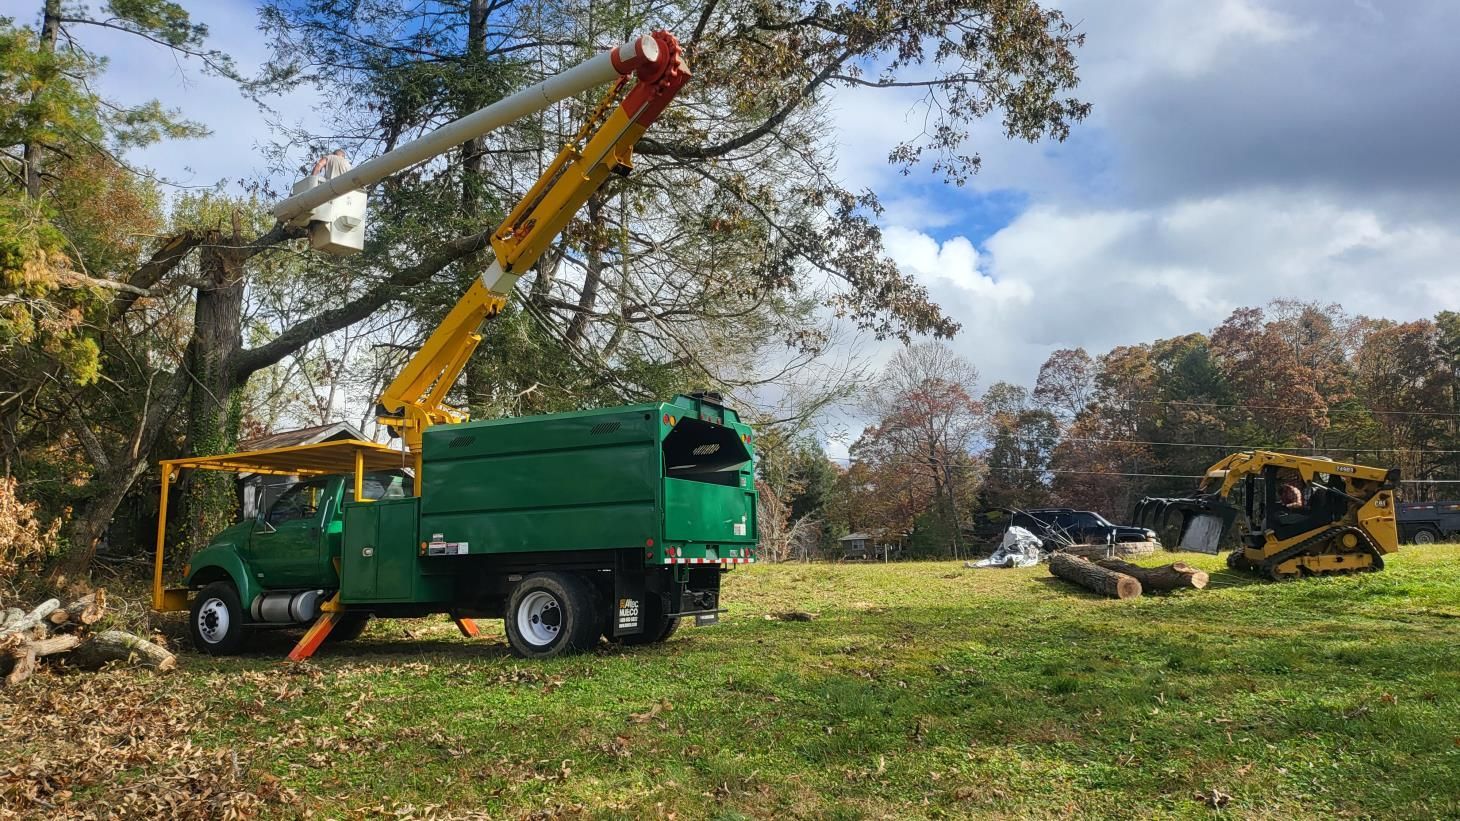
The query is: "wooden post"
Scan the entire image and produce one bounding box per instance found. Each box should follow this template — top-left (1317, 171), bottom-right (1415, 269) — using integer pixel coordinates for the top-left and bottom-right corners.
top-left (354, 447), bottom-right (364, 502)
top-left (152, 463), bottom-right (172, 610)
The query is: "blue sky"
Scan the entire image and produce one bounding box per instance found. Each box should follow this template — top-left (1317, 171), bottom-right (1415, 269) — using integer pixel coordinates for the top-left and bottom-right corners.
top-left (15, 0), bottom-right (1460, 432)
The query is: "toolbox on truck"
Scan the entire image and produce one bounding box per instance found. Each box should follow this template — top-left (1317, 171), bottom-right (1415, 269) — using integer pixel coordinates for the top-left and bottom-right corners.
top-left (342, 497), bottom-right (451, 604)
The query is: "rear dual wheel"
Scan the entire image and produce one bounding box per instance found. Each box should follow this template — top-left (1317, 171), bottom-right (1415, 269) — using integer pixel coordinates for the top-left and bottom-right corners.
top-left (504, 573), bottom-right (600, 659)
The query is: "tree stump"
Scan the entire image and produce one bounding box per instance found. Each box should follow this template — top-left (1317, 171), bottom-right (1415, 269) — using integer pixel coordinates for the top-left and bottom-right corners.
top-left (1050, 553), bottom-right (1142, 599)
top-left (1095, 559), bottom-right (1209, 591)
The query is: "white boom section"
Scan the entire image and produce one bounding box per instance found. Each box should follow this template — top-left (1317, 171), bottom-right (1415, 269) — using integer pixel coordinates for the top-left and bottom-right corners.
top-left (271, 35), bottom-right (660, 225)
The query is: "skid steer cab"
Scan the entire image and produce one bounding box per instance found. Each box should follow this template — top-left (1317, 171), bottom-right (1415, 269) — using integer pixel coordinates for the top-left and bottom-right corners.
top-left (152, 395), bottom-right (758, 660)
top-left (1135, 451), bottom-right (1399, 580)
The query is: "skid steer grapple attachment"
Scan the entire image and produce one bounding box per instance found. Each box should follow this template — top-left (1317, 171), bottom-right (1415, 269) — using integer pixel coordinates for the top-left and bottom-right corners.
top-left (1133, 493), bottom-right (1238, 554)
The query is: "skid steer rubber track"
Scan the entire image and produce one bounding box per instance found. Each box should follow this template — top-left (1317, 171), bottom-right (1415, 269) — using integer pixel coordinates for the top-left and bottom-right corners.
top-left (1255, 525), bottom-right (1383, 580)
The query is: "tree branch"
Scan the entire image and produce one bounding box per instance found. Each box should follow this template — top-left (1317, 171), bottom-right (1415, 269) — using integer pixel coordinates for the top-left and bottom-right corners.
top-left (636, 54), bottom-right (847, 160)
top-left (231, 228), bottom-right (492, 379)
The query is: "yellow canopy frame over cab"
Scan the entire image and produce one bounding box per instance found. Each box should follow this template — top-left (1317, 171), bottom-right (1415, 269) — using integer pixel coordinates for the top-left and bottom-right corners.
top-left (152, 439), bottom-right (409, 612)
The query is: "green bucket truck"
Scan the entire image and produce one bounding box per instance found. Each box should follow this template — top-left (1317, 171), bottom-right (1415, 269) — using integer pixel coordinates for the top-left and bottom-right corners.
top-left (155, 394), bottom-right (757, 658)
top-left (149, 33), bottom-right (761, 659)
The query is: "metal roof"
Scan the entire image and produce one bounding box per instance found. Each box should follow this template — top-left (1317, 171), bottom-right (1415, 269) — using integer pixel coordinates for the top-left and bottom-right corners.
top-left (160, 439), bottom-right (409, 477)
top-left (237, 421), bottom-right (366, 452)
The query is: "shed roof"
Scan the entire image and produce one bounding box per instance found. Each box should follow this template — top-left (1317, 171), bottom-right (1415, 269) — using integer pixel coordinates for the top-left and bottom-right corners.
top-left (840, 532), bottom-right (875, 542)
top-left (238, 421), bottom-right (366, 452)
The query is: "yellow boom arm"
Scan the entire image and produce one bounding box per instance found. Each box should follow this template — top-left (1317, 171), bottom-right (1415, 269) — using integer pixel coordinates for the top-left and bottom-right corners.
top-left (376, 32), bottom-right (689, 455)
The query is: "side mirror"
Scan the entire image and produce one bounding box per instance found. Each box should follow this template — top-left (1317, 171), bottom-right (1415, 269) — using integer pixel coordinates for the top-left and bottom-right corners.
top-left (254, 513), bottom-right (277, 534)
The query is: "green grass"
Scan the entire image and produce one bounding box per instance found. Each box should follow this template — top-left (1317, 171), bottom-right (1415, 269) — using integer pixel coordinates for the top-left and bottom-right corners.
top-left (58, 547), bottom-right (1460, 817)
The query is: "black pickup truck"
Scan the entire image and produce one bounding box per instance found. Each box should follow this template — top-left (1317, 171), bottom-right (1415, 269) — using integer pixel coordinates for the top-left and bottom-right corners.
top-left (1010, 508), bottom-right (1160, 547)
top-left (1397, 501), bottom-right (1460, 544)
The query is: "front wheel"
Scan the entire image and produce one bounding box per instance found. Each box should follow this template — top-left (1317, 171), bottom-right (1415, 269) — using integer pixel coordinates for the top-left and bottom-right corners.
top-left (325, 613), bottom-right (371, 643)
top-left (1411, 527), bottom-right (1440, 545)
top-left (504, 573), bottom-right (599, 659)
top-left (190, 581), bottom-right (248, 655)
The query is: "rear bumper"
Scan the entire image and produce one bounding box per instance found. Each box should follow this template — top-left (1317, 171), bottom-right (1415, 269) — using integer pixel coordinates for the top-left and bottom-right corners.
top-left (662, 556), bottom-right (756, 565)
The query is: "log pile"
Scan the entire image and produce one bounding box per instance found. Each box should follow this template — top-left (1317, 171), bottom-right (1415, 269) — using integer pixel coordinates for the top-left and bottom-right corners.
top-left (1049, 553), bottom-right (1143, 599)
top-left (0, 590), bottom-right (176, 686)
top-left (1049, 553), bottom-right (1212, 599)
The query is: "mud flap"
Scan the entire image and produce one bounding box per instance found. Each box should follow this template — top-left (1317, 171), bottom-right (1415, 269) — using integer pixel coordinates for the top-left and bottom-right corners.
top-left (611, 558), bottom-right (647, 639)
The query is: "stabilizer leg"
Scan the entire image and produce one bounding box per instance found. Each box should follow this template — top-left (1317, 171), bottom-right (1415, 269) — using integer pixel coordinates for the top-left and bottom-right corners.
top-left (288, 612), bottom-right (340, 661)
top-left (453, 615), bottom-right (481, 638)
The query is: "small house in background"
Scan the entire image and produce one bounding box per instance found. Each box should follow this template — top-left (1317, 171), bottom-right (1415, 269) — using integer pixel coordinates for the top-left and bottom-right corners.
top-left (839, 531), bottom-right (903, 561)
top-left (237, 421), bottom-right (368, 519)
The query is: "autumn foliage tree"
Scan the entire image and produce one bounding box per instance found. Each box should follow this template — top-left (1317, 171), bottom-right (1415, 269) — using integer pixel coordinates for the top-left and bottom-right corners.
top-left (851, 344), bottom-right (985, 557)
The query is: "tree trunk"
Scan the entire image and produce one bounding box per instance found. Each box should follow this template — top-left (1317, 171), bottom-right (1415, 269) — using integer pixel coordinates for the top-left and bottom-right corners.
top-left (565, 192), bottom-right (607, 345)
top-left (1050, 553), bottom-right (1142, 599)
top-left (182, 232), bottom-right (247, 551)
top-left (1095, 558), bottom-right (1209, 591)
top-left (460, 0), bottom-right (490, 214)
top-left (22, 0), bottom-right (61, 198)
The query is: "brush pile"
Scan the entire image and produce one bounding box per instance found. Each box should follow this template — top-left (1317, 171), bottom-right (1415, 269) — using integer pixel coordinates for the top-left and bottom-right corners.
top-left (0, 589), bottom-right (175, 686)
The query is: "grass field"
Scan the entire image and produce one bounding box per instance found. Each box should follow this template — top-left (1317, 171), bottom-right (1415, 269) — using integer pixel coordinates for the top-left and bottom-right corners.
top-left (7, 546), bottom-right (1460, 819)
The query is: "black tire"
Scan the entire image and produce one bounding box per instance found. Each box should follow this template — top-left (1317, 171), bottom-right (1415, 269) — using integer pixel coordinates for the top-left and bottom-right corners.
top-left (610, 593), bottom-right (681, 646)
top-left (504, 573), bottom-right (599, 659)
top-left (325, 613), bottom-right (371, 643)
top-left (1411, 527), bottom-right (1440, 546)
top-left (189, 581), bottom-right (248, 655)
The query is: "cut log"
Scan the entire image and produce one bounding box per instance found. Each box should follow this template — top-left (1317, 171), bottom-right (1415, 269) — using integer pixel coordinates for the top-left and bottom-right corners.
top-left (31, 633), bottom-right (82, 657)
top-left (1050, 553), bottom-right (1142, 599)
top-left (68, 630), bottom-right (177, 672)
top-left (1095, 558), bottom-right (1209, 591)
top-left (0, 598), bottom-right (60, 638)
top-left (47, 590), bottom-right (107, 627)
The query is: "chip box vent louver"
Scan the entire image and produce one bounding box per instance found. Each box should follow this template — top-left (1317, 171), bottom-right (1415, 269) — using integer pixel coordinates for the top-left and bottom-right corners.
top-left (692, 443), bottom-right (721, 456)
top-left (590, 421), bottom-right (621, 435)
top-left (448, 435), bottom-right (476, 448)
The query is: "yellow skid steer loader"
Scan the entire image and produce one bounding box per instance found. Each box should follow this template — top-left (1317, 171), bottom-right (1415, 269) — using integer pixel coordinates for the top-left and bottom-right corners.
top-left (1135, 451), bottom-right (1400, 580)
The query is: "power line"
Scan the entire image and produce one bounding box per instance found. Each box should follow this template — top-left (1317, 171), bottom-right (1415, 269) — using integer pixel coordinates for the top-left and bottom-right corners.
top-left (1099, 396), bottom-right (1460, 418)
top-left (984, 431), bottom-right (1460, 456)
top-left (826, 456), bottom-right (1460, 483)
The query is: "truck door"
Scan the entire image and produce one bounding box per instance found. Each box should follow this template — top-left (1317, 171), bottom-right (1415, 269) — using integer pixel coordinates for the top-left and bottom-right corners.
top-left (250, 476), bottom-right (333, 588)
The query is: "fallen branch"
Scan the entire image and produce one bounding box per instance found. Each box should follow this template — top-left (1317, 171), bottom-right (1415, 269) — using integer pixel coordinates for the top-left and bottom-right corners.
top-left (0, 598), bottom-right (60, 638)
top-left (69, 630), bottom-right (177, 672)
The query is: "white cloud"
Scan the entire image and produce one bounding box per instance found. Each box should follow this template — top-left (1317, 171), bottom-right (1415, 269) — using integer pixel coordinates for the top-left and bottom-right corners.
top-left (876, 190), bottom-right (1460, 390)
